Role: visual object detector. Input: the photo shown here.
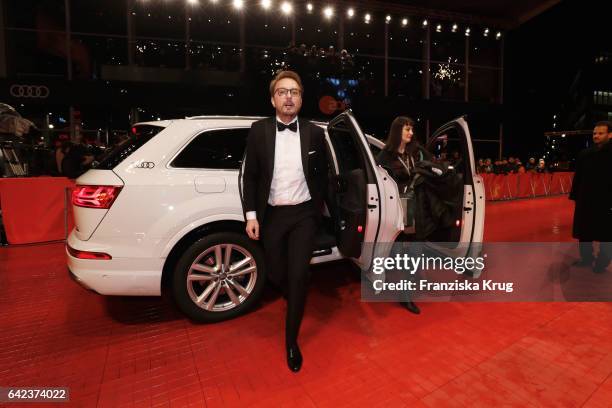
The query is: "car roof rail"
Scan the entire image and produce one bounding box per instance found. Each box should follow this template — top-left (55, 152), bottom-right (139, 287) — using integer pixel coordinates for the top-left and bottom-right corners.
top-left (185, 115), bottom-right (331, 126)
top-left (185, 115), bottom-right (267, 121)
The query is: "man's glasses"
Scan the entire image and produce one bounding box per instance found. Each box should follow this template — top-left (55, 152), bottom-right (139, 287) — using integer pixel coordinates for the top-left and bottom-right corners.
top-left (275, 88), bottom-right (302, 97)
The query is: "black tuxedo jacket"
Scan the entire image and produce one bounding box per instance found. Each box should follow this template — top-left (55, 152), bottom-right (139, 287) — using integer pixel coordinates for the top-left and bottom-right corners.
top-left (242, 117), bottom-right (329, 225)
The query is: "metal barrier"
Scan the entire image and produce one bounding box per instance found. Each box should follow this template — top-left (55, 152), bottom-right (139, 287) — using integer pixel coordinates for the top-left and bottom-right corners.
top-left (480, 172), bottom-right (574, 201)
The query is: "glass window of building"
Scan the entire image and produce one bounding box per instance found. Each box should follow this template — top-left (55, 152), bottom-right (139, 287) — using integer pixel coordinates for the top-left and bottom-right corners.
top-left (388, 19), bottom-right (425, 60)
top-left (72, 35), bottom-right (128, 78)
top-left (469, 28), bottom-right (501, 68)
top-left (245, 6), bottom-right (292, 47)
top-left (388, 60), bottom-right (423, 99)
top-left (189, 3), bottom-right (240, 44)
top-left (133, 0), bottom-right (186, 40)
top-left (431, 22), bottom-right (466, 64)
top-left (135, 39), bottom-right (186, 69)
top-left (190, 43), bottom-right (241, 72)
top-left (71, 0), bottom-right (127, 35)
top-left (8, 31), bottom-right (67, 77)
top-left (469, 67), bottom-right (500, 103)
top-left (345, 12), bottom-right (385, 56)
top-left (6, 0), bottom-right (65, 29)
top-left (295, 5), bottom-right (338, 49)
top-left (353, 56), bottom-right (384, 97)
top-left (430, 60), bottom-right (465, 101)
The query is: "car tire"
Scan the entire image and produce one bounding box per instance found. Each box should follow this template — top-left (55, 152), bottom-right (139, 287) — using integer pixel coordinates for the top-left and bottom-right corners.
top-left (172, 232), bottom-right (266, 323)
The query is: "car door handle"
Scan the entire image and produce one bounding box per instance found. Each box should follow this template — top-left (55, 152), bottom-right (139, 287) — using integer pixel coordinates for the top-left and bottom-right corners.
top-left (368, 204), bottom-right (377, 209)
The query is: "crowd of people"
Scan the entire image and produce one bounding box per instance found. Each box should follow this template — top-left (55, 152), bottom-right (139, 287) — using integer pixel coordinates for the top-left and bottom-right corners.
top-left (50, 131), bottom-right (131, 178)
top-left (476, 156), bottom-right (550, 174)
top-left (285, 44), bottom-right (355, 76)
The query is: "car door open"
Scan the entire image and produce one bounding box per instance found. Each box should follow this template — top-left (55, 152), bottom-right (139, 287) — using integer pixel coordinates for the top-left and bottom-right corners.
top-left (326, 111), bottom-right (403, 273)
top-left (423, 116), bottom-right (485, 274)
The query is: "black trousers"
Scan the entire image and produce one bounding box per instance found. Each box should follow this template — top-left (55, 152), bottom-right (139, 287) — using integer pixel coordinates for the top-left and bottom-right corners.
top-left (261, 200), bottom-right (318, 346)
top-left (579, 240), bottom-right (612, 268)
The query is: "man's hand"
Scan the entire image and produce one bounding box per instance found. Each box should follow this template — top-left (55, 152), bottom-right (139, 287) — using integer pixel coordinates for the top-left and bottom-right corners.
top-left (246, 219), bottom-right (259, 240)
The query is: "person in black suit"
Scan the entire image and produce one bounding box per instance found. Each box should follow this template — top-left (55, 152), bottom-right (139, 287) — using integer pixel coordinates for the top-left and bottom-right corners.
top-left (570, 121), bottom-right (612, 273)
top-left (242, 70), bottom-right (329, 372)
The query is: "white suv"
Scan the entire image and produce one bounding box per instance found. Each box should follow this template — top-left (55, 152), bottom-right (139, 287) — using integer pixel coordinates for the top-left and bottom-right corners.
top-left (67, 111), bottom-right (484, 322)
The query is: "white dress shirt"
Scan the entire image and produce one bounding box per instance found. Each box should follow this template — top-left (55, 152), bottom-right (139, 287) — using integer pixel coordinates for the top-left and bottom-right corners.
top-left (245, 117), bottom-right (311, 221)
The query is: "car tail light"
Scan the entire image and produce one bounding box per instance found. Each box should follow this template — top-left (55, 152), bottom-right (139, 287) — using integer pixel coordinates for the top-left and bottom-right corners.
top-left (67, 245), bottom-right (112, 260)
top-left (72, 185), bottom-right (123, 209)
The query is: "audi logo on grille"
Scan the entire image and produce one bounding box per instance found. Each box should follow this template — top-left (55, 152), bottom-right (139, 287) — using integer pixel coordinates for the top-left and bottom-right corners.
top-left (9, 85), bottom-right (50, 98)
top-left (136, 162), bottom-right (155, 169)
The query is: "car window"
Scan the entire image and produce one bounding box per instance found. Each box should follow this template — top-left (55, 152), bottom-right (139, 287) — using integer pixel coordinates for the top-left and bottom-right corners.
top-left (171, 128), bottom-right (249, 169)
top-left (427, 129), bottom-right (465, 176)
top-left (95, 125), bottom-right (164, 170)
top-left (368, 140), bottom-right (382, 157)
top-left (327, 120), bottom-right (366, 174)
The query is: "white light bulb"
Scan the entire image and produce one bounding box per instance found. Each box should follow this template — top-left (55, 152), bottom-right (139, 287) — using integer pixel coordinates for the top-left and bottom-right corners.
top-left (347, 8), bottom-right (354, 18)
top-left (233, 0), bottom-right (243, 9)
top-left (401, 18), bottom-right (408, 26)
top-left (280, 2), bottom-right (292, 14)
top-left (323, 7), bottom-right (333, 19)
top-left (261, 0), bottom-right (271, 9)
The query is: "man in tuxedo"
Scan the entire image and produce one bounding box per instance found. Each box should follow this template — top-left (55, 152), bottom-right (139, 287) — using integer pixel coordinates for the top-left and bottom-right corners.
top-left (242, 70), bottom-right (329, 372)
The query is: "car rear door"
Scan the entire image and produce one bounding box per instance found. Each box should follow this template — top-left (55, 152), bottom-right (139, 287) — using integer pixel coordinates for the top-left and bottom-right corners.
top-left (424, 116), bottom-right (485, 274)
top-left (325, 111), bottom-right (403, 272)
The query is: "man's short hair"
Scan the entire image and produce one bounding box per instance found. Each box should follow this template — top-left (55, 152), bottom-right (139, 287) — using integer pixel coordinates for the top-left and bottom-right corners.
top-left (595, 120), bottom-right (612, 132)
top-left (269, 70), bottom-right (303, 96)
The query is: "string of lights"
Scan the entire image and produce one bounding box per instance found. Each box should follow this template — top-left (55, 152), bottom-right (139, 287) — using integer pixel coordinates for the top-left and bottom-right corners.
top-left (133, 0), bottom-right (503, 39)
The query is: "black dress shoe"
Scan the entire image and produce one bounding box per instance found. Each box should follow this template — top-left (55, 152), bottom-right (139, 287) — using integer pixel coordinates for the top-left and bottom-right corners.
top-left (401, 301), bottom-right (421, 315)
top-left (286, 344), bottom-right (303, 372)
top-left (572, 259), bottom-right (593, 267)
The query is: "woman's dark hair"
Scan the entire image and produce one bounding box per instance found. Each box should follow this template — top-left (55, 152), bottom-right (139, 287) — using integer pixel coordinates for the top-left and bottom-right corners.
top-left (383, 116), bottom-right (418, 155)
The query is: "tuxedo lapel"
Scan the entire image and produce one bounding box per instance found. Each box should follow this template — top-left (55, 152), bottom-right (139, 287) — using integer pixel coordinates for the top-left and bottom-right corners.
top-left (299, 120), bottom-right (311, 175)
top-left (265, 117), bottom-right (276, 176)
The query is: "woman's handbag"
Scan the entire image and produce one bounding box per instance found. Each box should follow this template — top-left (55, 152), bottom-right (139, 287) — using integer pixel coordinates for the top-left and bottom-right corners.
top-left (400, 176), bottom-right (418, 233)
top-left (397, 155), bottom-right (418, 233)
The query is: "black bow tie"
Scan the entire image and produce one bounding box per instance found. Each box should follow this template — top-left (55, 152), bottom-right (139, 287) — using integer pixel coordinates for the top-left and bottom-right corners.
top-left (277, 120), bottom-right (298, 132)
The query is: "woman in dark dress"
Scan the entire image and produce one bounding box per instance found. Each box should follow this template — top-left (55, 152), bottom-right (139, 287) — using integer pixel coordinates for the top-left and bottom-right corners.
top-left (376, 116), bottom-right (431, 315)
top-left (376, 116), bottom-right (430, 193)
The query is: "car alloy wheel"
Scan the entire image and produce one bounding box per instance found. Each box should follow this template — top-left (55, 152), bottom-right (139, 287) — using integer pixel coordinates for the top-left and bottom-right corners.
top-left (186, 243), bottom-right (258, 312)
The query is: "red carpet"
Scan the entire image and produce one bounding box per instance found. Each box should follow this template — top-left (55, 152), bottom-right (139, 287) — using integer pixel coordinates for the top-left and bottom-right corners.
top-left (1, 196), bottom-right (611, 407)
